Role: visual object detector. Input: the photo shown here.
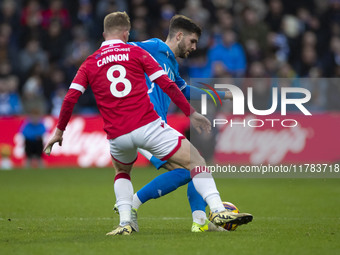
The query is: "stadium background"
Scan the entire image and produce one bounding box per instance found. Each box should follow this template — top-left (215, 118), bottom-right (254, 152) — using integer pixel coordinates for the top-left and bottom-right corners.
top-left (0, 2), bottom-right (339, 254)
top-left (0, 0), bottom-right (340, 168)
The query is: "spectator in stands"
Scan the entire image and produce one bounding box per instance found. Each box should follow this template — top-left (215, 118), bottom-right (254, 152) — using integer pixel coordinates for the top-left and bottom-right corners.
top-left (295, 46), bottom-right (320, 77)
top-left (0, 75), bottom-right (22, 115)
top-left (0, 77), bottom-right (11, 115)
top-left (281, 15), bottom-right (301, 65)
top-left (187, 49), bottom-right (211, 78)
top-left (244, 39), bottom-right (263, 63)
top-left (41, 0), bottom-right (71, 30)
top-left (63, 24), bottom-right (95, 74)
top-left (76, 0), bottom-right (96, 37)
top-left (301, 67), bottom-right (328, 112)
top-left (180, 0), bottom-right (210, 48)
top-left (50, 86), bottom-right (67, 117)
top-left (264, 55), bottom-right (280, 77)
top-left (19, 38), bottom-right (49, 76)
top-left (207, 29), bottom-right (247, 77)
top-left (234, 0), bottom-right (268, 21)
top-left (265, 0), bottom-right (284, 33)
top-left (243, 61), bottom-right (272, 111)
top-left (20, 0), bottom-right (43, 47)
top-left (181, 0), bottom-right (210, 25)
top-left (130, 17), bottom-right (148, 41)
top-left (0, 0), bottom-right (20, 41)
top-left (96, 0), bottom-right (122, 21)
top-left (239, 7), bottom-right (269, 54)
top-left (21, 69), bottom-right (47, 115)
top-left (45, 66), bottom-right (67, 115)
top-left (322, 35), bottom-right (340, 77)
top-left (266, 31), bottom-right (289, 62)
top-left (327, 77), bottom-right (340, 110)
top-left (41, 19), bottom-right (68, 63)
top-left (0, 23), bottom-right (19, 72)
top-left (6, 75), bottom-right (22, 114)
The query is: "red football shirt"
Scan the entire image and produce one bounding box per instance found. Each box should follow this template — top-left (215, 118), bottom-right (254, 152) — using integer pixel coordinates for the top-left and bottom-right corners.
top-left (57, 39), bottom-right (194, 139)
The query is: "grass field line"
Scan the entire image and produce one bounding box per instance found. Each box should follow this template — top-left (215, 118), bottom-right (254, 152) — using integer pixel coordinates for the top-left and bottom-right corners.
top-left (2, 216), bottom-right (339, 222)
top-left (0, 217), bottom-right (190, 221)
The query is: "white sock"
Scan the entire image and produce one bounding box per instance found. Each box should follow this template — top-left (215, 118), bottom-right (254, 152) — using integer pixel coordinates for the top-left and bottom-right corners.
top-left (132, 193), bottom-right (142, 210)
top-left (118, 205), bottom-right (131, 226)
top-left (192, 210), bottom-right (207, 225)
top-left (191, 168), bottom-right (225, 213)
top-left (205, 194), bottom-right (225, 213)
top-left (114, 173), bottom-right (134, 226)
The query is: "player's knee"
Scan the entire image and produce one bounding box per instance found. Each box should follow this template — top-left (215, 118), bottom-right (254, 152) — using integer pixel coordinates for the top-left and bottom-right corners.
top-left (196, 154), bottom-right (206, 167)
top-left (169, 168), bottom-right (191, 182)
top-left (189, 152), bottom-right (206, 169)
top-left (113, 161), bottom-right (132, 175)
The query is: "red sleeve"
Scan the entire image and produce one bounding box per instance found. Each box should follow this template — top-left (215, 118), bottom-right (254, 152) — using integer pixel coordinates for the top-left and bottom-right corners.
top-left (70, 62), bottom-right (89, 92)
top-left (153, 75), bottom-right (196, 116)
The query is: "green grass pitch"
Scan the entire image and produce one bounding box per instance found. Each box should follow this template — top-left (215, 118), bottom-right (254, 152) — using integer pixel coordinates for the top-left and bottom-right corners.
top-left (0, 167), bottom-right (339, 255)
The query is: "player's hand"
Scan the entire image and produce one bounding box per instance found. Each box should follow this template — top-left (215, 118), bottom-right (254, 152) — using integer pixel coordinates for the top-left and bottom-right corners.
top-left (224, 90), bottom-right (233, 100)
top-left (44, 128), bottom-right (64, 156)
top-left (190, 112), bottom-right (211, 134)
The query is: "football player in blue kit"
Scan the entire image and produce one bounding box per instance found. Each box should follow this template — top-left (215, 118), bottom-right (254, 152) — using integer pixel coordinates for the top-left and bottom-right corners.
top-left (118, 15), bottom-right (232, 232)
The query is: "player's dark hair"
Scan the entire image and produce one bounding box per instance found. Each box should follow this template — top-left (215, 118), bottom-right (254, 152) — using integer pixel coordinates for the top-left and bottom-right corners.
top-left (104, 11), bottom-right (131, 33)
top-left (168, 15), bottom-right (201, 39)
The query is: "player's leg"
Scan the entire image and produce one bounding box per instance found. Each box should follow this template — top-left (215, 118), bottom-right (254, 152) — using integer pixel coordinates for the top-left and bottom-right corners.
top-left (144, 119), bottom-right (252, 226)
top-left (187, 181), bottom-right (225, 232)
top-left (36, 137), bottom-right (44, 168)
top-left (133, 168), bottom-right (191, 208)
top-left (166, 139), bottom-right (226, 212)
top-left (166, 138), bottom-right (253, 226)
top-left (106, 134), bottom-right (138, 236)
top-left (130, 152), bottom-right (218, 232)
top-left (106, 159), bottom-right (135, 236)
top-left (129, 148), bottom-right (219, 232)
top-left (132, 149), bottom-right (191, 210)
top-left (24, 139), bottom-right (33, 168)
top-left (112, 160), bottom-right (134, 227)
top-left (136, 149), bottom-right (212, 231)
top-left (187, 181), bottom-right (207, 225)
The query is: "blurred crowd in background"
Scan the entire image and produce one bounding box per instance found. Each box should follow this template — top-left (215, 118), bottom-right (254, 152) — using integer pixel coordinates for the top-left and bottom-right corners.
top-left (1, 0), bottom-right (340, 117)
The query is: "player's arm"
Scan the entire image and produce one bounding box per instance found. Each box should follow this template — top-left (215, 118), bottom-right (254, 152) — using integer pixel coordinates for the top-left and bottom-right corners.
top-left (44, 64), bottom-right (88, 155)
top-left (176, 75), bottom-right (232, 100)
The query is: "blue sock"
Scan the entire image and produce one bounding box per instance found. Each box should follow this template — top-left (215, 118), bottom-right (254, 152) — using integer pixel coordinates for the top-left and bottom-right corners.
top-left (136, 168), bottom-right (191, 203)
top-left (187, 180), bottom-right (207, 213)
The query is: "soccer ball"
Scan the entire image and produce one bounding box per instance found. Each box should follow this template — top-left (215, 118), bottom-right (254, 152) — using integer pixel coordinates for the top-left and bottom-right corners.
top-left (209, 202), bottom-right (239, 231)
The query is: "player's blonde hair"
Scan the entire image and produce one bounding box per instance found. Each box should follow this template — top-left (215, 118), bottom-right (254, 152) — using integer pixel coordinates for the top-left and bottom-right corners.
top-left (104, 11), bottom-right (131, 34)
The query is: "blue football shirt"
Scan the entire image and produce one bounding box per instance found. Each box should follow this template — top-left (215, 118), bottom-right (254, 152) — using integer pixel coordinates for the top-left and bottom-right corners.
top-left (129, 38), bottom-right (187, 122)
